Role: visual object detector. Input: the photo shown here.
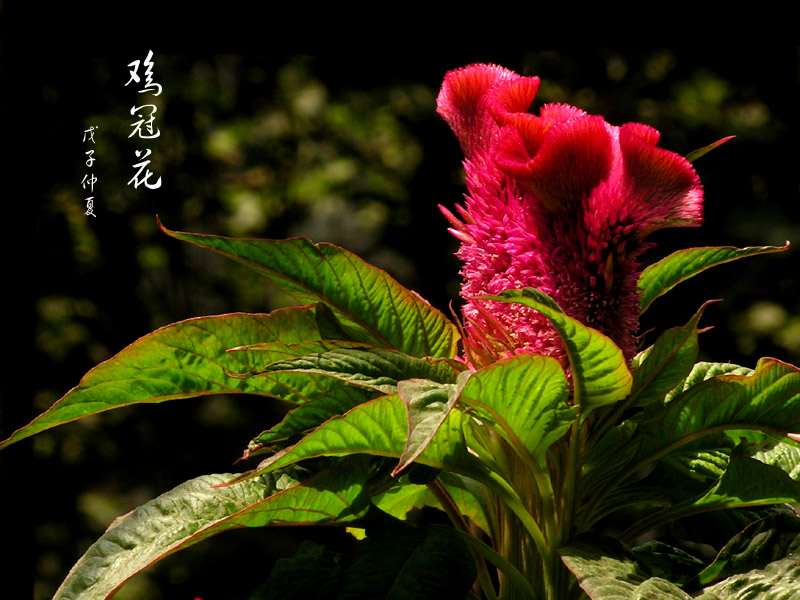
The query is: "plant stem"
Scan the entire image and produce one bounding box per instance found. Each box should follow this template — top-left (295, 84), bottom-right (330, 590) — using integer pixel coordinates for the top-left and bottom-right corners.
top-left (451, 528), bottom-right (538, 600)
top-left (483, 471), bottom-right (556, 599)
top-left (428, 479), bottom-right (498, 600)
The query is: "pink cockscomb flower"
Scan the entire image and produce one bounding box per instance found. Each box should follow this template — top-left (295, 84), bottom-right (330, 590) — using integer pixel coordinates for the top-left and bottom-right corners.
top-left (437, 64), bottom-right (703, 367)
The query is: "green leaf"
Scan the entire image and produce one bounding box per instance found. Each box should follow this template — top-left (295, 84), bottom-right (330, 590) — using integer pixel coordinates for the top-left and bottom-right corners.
top-left (385, 525), bottom-right (476, 600)
top-left (1, 309), bottom-right (331, 449)
top-left (632, 541), bottom-right (706, 586)
top-left (490, 288), bottom-right (632, 411)
top-left (619, 456), bottom-right (800, 542)
top-left (372, 472), bottom-right (490, 534)
top-left (675, 505), bottom-right (795, 553)
top-left (638, 244), bottom-right (789, 314)
top-left (248, 385), bottom-right (375, 452)
top-left (696, 513), bottom-right (800, 586)
top-left (255, 525), bottom-right (476, 600)
top-left (229, 339), bottom-right (377, 372)
top-left (394, 372), bottom-right (470, 476)
top-left (630, 358), bottom-right (800, 474)
top-left (629, 302), bottom-right (711, 407)
top-left (240, 394), bottom-right (478, 482)
top-left (53, 459), bottom-right (371, 600)
top-left (691, 456), bottom-right (800, 511)
top-left (581, 422), bottom-right (642, 520)
top-left (249, 540), bottom-right (343, 600)
top-left (338, 524), bottom-right (476, 600)
top-left (458, 354), bottom-right (575, 466)
top-left (560, 535), bottom-right (692, 600)
top-left (697, 560), bottom-right (800, 600)
top-left (255, 348), bottom-right (462, 395)
top-left (663, 361), bottom-right (753, 404)
top-left (747, 439), bottom-right (800, 480)
top-left (684, 135), bottom-right (735, 162)
top-left (592, 441), bottom-right (734, 527)
top-left (660, 444), bottom-right (733, 486)
top-left (161, 223), bottom-right (459, 358)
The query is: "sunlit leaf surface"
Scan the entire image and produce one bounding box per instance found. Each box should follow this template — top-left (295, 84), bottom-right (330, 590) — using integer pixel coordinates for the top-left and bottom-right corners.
top-left (162, 224), bottom-right (459, 358)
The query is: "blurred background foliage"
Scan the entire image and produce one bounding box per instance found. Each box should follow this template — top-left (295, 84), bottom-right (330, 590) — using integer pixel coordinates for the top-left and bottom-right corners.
top-left (2, 46), bottom-right (797, 598)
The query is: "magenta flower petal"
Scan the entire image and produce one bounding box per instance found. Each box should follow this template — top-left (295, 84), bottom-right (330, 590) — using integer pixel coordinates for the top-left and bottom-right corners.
top-left (619, 123), bottom-right (703, 233)
top-left (438, 64), bottom-right (704, 367)
top-left (485, 76), bottom-right (541, 127)
top-left (436, 64), bottom-right (522, 157)
top-left (496, 114), bottom-right (613, 214)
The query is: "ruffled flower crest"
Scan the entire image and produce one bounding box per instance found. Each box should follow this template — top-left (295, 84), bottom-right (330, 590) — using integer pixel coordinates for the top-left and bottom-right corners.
top-left (437, 64), bottom-right (703, 368)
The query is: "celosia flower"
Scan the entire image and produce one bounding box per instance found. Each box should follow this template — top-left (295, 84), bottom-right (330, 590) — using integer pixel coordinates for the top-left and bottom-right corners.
top-left (437, 64), bottom-right (703, 366)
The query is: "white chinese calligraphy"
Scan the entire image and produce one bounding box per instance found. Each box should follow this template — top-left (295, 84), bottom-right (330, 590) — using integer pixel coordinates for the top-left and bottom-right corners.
top-left (128, 149), bottom-right (162, 189)
top-left (126, 51), bottom-right (163, 190)
top-left (82, 126), bottom-right (98, 217)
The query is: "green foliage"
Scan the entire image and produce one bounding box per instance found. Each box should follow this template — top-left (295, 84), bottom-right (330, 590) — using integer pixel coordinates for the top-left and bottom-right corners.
top-left (5, 225), bottom-right (798, 597)
top-left (491, 288), bottom-right (633, 411)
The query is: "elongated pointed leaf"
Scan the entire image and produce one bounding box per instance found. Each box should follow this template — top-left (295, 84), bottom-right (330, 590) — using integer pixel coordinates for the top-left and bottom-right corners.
top-left (53, 474), bottom-right (266, 600)
top-left (629, 302), bottom-right (711, 406)
top-left (491, 289), bottom-right (632, 410)
top-left (639, 244), bottom-right (789, 314)
top-left (1, 308), bottom-right (331, 449)
top-left (691, 456), bottom-right (800, 510)
top-left (684, 135), bottom-right (735, 162)
top-left (697, 513), bottom-right (800, 586)
top-left (239, 394), bottom-right (478, 483)
top-left (394, 372), bottom-right (470, 475)
top-left (54, 460), bottom-right (371, 600)
top-left (560, 535), bottom-right (692, 600)
top-left (161, 224), bottom-right (459, 358)
top-left (257, 348), bottom-right (462, 394)
top-left (619, 456), bottom-right (800, 543)
top-left (581, 422), bottom-right (640, 508)
top-left (630, 358), bottom-right (800, 473)
top-left (664, 361), bottom-right (753, 404)
top-left (458, 354), bottom-right (575, 465)
top-left (247, 385), bottom-right (375, 453)
top-left (229, 339), bottom-right (376, 371)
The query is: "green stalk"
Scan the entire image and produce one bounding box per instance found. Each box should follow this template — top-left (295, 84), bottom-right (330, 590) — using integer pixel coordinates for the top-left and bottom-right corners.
top-left (482, 470), bottom-right (556, 600)
top-left (428, 479), bottom-right (498, 600)
top-left (559, 417), bottom-right (584, 540)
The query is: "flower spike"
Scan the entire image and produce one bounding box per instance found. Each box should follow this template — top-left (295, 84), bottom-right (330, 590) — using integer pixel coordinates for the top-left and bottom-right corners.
top-left (438, 64), bottom-right (704, 365)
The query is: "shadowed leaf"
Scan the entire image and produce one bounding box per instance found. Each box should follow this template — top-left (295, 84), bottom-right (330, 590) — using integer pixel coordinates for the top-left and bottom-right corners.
top-left (630, 302), bottom-right (712, 406)
top-left (247, 385), bottom-right (375, 453)
top-left (630, 358), bottom-right (800, 474)
top-left (235, 394), bottom-right (478, 484)
top-left (255, 348), bottom-right (462, 394)
top-left (691, 456), bottom-right (800, 511)
top-left (697, 513), bottom-right (800, 586)
top-left (560, 535), bottom-right (692, 599)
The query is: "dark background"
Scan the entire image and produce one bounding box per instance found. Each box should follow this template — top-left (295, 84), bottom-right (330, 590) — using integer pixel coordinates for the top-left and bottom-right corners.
top-left (1, 15), bottom-right (798, 599)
